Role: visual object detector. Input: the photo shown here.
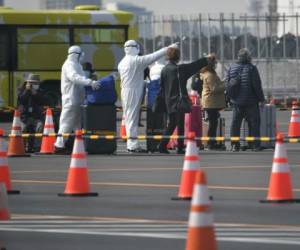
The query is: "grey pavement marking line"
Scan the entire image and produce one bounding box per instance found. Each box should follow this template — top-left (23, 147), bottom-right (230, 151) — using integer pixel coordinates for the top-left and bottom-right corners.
top-left (10, 165), bottom-right (275, 175)
top-left (11, 178), bottom-right (300, 192)
top-left (1, 221), bottom-right (300, 245)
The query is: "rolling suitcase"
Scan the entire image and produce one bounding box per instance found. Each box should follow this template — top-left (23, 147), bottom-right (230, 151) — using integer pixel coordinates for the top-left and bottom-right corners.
top-left (82, 105), bottom-right (117, 154)
top-left (146, 108), bottom-right (165, 152)
top-left (184, 104), bottom-right (203, 147)
top-left (240, 104), bottom-right (276, 150)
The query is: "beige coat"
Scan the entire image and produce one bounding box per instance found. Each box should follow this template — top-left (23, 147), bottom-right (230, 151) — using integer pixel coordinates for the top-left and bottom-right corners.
top-left (201, 69), bottom-right (226, 109)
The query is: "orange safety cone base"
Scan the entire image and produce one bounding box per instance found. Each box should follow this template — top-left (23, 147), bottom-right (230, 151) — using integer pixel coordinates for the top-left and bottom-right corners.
top-left (172, 170), bottom-right (198, 200)
top-left (0, 209), bottom-right (10, 220)
top-left (186, 227), bottom-right (217, 250)
top-left (260, 173), bottom-right (300, 203)
top-left (58, 168), bottom-right (98, 197)
top-left (7, 137), bottom-right (30, 157)
top-left (39, 136), bottom-right (56, 154)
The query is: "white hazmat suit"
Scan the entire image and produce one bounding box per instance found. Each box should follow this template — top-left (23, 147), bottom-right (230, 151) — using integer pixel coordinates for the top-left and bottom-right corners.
top-left (118, 40), bottom-right (178, 151)
top-left (55, 45), bottom-right (99, 150)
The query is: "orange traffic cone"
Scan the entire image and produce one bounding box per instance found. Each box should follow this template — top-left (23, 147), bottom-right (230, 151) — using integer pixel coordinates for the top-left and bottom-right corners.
top-left (288, 101), bottom-right (300, 137)
top-left (7, 110), bottom-right (29, 157)
top-left (120, 115), bottom-right (127, 140)
top-left (261, 133), bottom-right (297, 203)
top-left (58, 130), bottom-right (98, 197)
top-left (0, 129), bottom-right (20, 195)
top-left (173, 132), bottom-right (200, 200)
top-left (0, 183), bottom-right (10, 220)
top-left (40, 108), bottom-right (56, 154)
top-left (185, 170), bottom-right (217, 250)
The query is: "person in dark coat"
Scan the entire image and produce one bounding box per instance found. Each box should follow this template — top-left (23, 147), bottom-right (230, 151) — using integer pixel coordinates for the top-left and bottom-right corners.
top-left (17, 74), bottom-right (46, 152)
top-left (226, 48), bottom-right (265, 151)
top-left (158, 48), bottom-right (209, 154)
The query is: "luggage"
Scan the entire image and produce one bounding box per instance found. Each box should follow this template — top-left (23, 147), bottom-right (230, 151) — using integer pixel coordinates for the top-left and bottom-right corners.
top-left (184, 104), bottom-right (203, 147)
top-left (146, 108), bottom-right (165, 152)
top-left (82, 105), bottom-right (117, 154)
top-left (147, 79), bottom-right (161, 109)
top-left (202, 117), bottom-right (226, 149)
top-left (168, 104), bottom-right (203, 149)
top-left (240, 104), bottom-right (276, 150)
top-left (85, 75), bottom-right (117, 105)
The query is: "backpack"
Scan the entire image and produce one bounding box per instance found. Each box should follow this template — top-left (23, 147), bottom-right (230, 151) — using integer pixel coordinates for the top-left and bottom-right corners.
top-left (225, 67), bottom-right (242, 99)
top-left (85, 75), bottom-right (117, 105)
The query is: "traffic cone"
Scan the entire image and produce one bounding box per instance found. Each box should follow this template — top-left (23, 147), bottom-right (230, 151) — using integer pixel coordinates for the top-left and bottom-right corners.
top-left (58, 130), bottom-right (98, 197)
top-left (172, 132), bottom-right (200, 200)
top-left (120, 115), bottom-right (127, 140)
top-left (40, 108), bottom-right (56, 154)
top-left (0, 129), bottom-right (20, 195)
top-left (185, 170), bottom-right (217, 250)
top-left (0, 183), bottom-right (10, 220)
top-left (261, 133), bottom-right (298, 203)
top-left (288, 101), bottom-right (300, 137)
top-left (7, 110), bottom-right (29, 157)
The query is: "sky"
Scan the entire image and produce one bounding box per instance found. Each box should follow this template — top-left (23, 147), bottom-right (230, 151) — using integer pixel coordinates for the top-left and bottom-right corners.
top-left (4, 0), bottom-right (267, 14)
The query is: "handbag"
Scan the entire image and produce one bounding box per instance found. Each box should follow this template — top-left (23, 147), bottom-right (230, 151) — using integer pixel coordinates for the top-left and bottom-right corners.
top-left (176, 67), bottom-right (192, 113)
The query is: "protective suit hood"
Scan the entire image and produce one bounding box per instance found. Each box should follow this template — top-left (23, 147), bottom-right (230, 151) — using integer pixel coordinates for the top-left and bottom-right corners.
top-left (124, 40), bottom-right (139, 56)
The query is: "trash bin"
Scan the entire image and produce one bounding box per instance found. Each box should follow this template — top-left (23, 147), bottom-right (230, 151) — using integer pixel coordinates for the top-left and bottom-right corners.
top-left (82, 104), bottom-right (117, 154)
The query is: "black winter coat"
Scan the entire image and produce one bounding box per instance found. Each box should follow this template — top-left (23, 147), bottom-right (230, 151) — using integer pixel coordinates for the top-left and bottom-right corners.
top-left (17, 86), bottom-right (46, 123)
top-left (160, 58), bottom-right (208, 114)
top-left (226, 62), bottom-right (265, 105)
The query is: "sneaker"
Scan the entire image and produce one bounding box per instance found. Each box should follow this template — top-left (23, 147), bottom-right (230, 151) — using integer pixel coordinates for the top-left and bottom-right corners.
top-left (127, 148), bottom-right (148, 153)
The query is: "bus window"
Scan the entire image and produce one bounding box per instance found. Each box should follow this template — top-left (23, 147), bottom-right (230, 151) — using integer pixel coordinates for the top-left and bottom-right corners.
top-left (0, 31), bottom-right (10, 69)
top-left (74, 28), bottom-right (125, 43)
top-left (17, 28), bottom-right (69, 70)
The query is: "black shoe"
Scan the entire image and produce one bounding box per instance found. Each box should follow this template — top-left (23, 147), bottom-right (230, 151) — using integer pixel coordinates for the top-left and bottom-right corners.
top-left (54, 146), bottom-right (71, 155)
top-left (127, 148), bottom-right (148, 153)
top-left (138, 123), bottom-right (144, 127)
top-left (159, 148), bottom-right (170, 154)
top-left (176, 149), bottom-right (185, 154)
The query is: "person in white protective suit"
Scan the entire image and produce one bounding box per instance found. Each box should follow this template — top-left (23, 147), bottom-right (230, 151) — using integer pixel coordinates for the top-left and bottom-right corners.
top-left (118, 40), bottom-right (178, 153)
top-left (54, 45), bottom-right (100, 154)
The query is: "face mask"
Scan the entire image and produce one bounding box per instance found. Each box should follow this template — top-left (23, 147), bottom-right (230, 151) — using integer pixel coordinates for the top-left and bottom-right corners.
top-left (79, 51), bottom-right (85, 63)
top-left (32, 84), bottom-right (39, 90)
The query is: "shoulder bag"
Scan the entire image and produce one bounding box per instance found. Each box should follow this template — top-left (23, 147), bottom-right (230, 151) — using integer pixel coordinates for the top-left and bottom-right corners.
top-left (176, 67), bottom-right (192, 113)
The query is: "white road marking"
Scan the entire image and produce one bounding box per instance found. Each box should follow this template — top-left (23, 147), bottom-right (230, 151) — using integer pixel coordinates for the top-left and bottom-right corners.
top-left (1, 220), bottom-right (300, 246)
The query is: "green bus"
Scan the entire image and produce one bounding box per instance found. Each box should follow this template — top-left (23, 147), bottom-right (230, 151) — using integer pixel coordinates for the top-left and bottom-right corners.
top-left (0, 5), bottom-right (137, 108)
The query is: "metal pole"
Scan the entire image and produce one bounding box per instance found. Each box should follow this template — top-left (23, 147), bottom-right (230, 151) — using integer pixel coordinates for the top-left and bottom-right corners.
top-left (231, 13), bottom-right (235, 60)
top-left (179, 15), bottom-right (183, 60)
top-left (265, 13), bottom-right (270, 92)
top-left (257, 14), bottom-right (261, 59)
top-left (244, 13), bottom-right (248, 48)
top-left (220, 13), bottom-right (225, 77)
top-left (296, 13), bottom-right (299, 93)
top-left (161, 15), bottom-right (165, 47)
top-left (142, 16), bottom-right (147, 53)
top-left (189, 16), bottom-right (193, 61)
top-left (198, 13), bottom-right (202, 58)
top-left (207, 13), bottom-right (211, 54)
top-left (152, 15), bottom-right (155, 51)
top-left (170, 15), bottom-right (174, 44)
top-left (283, 13), bottom-right (286, 59)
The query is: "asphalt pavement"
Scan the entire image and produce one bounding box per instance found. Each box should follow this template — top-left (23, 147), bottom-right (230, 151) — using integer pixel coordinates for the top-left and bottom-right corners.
top-left (1, 110), bottom-right (300, 250)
